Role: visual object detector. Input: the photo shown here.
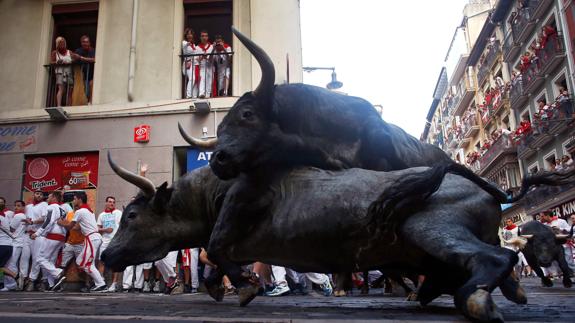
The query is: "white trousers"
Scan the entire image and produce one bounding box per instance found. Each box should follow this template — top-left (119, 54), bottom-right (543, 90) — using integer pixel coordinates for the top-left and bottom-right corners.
top-left (198, 65), bottom-right (213, 98)
top-left (76, 236), bottom-right (105, 287)
top-left (155, 251), bottom-right (178, 282)
top-left (3, 246), bottom-right (23, 290)
top-left (563, 244), bottom-right (575, 272)
top-left (216, 67), bottom-right (230, 95)
top-left (29, 237), bottom-right (63, 286)
top-left (20, 235), bottom-right (33, 278)
top-left (28, 237), bottom-right (46, 282)
top-left (181, 248), bottom-right (199, 288)
top-left (271, 265), bottom-right (329, 287)
top-left (61, 243), bottom-right (83, 268)
top-left (185, 66), bottom-right (198, 99)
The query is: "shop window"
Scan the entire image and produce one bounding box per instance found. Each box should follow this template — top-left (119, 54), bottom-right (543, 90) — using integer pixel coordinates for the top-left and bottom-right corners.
top-left (46, 2), bottom-right (99, 107)
top-left (181, 0), bottom-right (233, 99)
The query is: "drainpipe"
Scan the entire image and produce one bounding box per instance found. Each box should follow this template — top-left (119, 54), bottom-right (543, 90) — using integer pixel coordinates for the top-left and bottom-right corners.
top-left (128, 0), bottom-right (139, 102)
top-left (558, 0), bottom-right (575, 88)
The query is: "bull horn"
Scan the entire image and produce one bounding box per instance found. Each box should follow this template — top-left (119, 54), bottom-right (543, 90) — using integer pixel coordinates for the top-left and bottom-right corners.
top-left (519, 234), bottom-right (534, 240)
top-left (178, 123), bottom-right (218, 149)
top-left (107, 151), bottom-right (156, 198)
top-left (231, 26), bottom-right (275, 99)
top-left (555, 234), bottom-right (570, 240)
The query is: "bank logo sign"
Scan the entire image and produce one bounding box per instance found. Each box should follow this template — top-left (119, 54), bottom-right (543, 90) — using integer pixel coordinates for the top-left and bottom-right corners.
top-left (0, 125), bottom-right (38, 154)
top-left (187, 149), bottom-right (213, 171)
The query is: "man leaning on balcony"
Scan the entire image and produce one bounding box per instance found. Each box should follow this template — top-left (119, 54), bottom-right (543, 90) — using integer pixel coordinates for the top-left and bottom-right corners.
top-left (75, 35), bottom-right (96, 104)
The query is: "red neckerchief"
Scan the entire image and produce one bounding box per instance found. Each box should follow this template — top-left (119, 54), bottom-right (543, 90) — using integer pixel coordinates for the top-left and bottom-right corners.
top-left (199, 43), bottom-right (211, 52)
top-left (33, 200), bottom-right (43, 206)
top-left (104, 208), bottom-right (116, 213)
top-left (505, 224), bottom-right (517, 230)
top-left (0, 208), bottom-right (8, 216)
top-left (80, 204), bottom-right (93, 213)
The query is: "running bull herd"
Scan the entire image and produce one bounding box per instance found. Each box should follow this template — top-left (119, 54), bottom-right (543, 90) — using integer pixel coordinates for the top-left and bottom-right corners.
top-left (101, 27), bottom-right (575, 322)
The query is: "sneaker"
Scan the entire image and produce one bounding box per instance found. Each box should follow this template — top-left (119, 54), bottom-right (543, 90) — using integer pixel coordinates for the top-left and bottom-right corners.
top-left (153, 281), bottom-right (160, 293)
top-left (122, 285), bottom-right (132, 293)
top-left (106, 283), bottom-right (117, 293)
top-left (51, 272), bottom-right (67, 291)
top-left (167, 280), bottom-right (183, 295)
top-left (143, 281), bottom-right (151, 293)
top-left (190, 287), bottom-right (198, 294)
top-left (90, 284), bottom-right (107, 293)
top-left (0, 287), bottom-right (13, 292)
top-left (265, 284), bottom-right (290, 297)
top-left (320, 281), bottom-right (333, 297)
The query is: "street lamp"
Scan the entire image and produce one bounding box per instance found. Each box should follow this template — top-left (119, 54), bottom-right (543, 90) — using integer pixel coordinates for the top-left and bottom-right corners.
top-left (303, 66), bottom-right (343, 90)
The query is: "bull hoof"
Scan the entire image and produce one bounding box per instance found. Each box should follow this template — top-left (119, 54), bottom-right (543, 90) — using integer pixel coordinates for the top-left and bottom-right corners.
top-left (542, 277), bottom-right (553, 287)
top-left (405, 292), bottom-right (418, 302)
top-left (562, 277), bottom-right (572, 288)
top-left (238, 283), bottom-right (260, 307)
top-left (206, 284), bottom-right (225, 302)
top-left (499, 272), bottom-right (527, 305)
top-left (462, 289), bottom-right (504, 323)
top-left (333, 290), bottom-right (347, 297)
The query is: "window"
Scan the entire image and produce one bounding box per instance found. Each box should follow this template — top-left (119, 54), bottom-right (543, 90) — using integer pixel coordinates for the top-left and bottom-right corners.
top-left (181, 0), bottom-right (233, 99)
top-left (528, 162), bottom-right (539, 175)
top-left (543, 150), bottom-right (557, 170)
top-left (46, 2), bottom-right (99, 107)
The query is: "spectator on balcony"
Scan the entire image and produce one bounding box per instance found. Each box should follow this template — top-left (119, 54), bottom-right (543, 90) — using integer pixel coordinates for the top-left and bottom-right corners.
top-left (197, 30), bottom-right (215, 99)
top-left (556, 87), bottom-right (573, 118)
top-left (213, 35), bottom-right (232, 97)
top-left (75, 35), bottom-right (96, 104)
top-left (562, 154), bottom-right (573, 169)
top-left (541, 25), bottom-right (557, 49)
top-left (501, 128), bottom-right (513, 148)
top-left (520, 52), bottom-right (532, 73)
top-left (536, 99), bottom-right (551, 131)
top-left (182, 28), bottom-right (199, 99)
top-left (51, 36), bottom-right (78, 107)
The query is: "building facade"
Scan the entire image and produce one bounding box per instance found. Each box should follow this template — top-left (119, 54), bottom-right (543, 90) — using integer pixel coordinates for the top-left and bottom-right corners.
top-left (0, 0), bottom-right (303, 212)
top-left (423, 0), bottom-right (575, 226)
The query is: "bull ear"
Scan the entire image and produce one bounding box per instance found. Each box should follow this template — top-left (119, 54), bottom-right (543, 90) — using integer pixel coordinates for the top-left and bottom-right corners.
top-left (151, 182), bottom-right (173, 212)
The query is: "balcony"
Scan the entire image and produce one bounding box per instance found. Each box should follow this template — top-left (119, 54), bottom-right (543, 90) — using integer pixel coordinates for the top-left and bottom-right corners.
top-left (532, 0), bottom-right (554, 22)
top-left (453, 72), bottom-right (476, 117)
top-left (477, 40), bottom-right (501, 86)
top-left (45, 61), bottom-right (93, 107)
top-left (521, 180), bottom-right (575, 211)
top-left (503, 32), bottom-right (520, 62)
top-left (478, 135), bottom-right (517, 176)
top-left (180, 51), bottom-right (235, 99)
top-left (522, 62), bottom-right (544, 93)
top-left (517, 136), bottom-right (537, 159)
top-left (509, 79), bottom-right (528, 109)
top-left (463, 114), bottom-right (480, 138)
top-left (539, 36), bottom-right (565, 75)
top-left (511, 5), bottom-right (537, 44)
top-left (537, 103), bottom-right (574, 136)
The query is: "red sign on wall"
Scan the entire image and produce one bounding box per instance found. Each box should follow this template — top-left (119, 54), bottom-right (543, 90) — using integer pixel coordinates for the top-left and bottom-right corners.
top-left (134, 125), bottom-right (150, 143)
top-left (23, 152), bottom-right (99, 192)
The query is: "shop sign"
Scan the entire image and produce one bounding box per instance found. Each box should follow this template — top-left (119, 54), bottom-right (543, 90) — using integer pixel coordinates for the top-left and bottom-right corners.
top-left (187, 149), bottom-right (213, 171)
top-left (0, 125), bottom-right (38, 154)
top-left (23, 152), bottom-right (99, 192)
top-left (134, 125), bottom-right (150, 143)
top-left (549, 198), bottom-right (575, 220)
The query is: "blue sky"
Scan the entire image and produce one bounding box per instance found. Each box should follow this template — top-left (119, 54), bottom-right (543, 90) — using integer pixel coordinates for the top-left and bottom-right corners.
top-left (301, 0), bottom-right (467, 137)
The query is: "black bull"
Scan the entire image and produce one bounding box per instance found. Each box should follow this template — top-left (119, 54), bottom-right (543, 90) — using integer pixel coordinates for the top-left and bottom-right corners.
top-left (103, 153), bottom-right (575, 322)
top-left (512, 220), bottom-right (574, 288)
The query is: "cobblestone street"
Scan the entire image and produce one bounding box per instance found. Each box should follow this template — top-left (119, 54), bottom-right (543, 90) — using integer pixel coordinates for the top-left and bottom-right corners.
top-left (0, 278), bottom-right (574, 322)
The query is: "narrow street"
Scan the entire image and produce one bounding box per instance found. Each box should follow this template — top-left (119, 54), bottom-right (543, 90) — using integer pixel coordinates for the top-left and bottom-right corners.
top-left (0, 278), bottom-right (573, 322)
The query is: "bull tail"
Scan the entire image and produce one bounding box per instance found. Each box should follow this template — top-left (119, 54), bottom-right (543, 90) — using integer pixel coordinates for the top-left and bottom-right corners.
top-left (439, 163), bottom-right (575, 204)
top-left (367, 162), bottom-right (451, 242)
top-left (507, 167), bottom-right (575, 203)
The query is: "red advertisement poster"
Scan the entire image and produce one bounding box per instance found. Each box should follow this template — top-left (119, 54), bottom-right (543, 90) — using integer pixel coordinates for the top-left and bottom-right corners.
top-left (23, 152), bottom-right (99, 192)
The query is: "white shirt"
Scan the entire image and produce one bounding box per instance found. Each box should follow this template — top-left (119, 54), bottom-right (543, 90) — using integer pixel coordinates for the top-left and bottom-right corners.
top-left (97, 209), bottom-right (122, 244)
top-left (29, 201), bottom-right (48, 232)
top-left (501, 226), bottom-right (519, 251)
top-left (548, 218), bottom-right (571, 234)
top-left (72, 207), bottom-right (101, 238)
top-left (35, 203), bottom-right (67, 237)
top-left (10, 213), bottom-right (27, 247)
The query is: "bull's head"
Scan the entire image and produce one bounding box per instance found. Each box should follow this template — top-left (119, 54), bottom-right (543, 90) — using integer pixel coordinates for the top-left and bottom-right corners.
top-left (518, 226), bottom-right (572, 267)
top-left (182, 26), bottom-right (276, 179)
top-left (102, 152), bottom-right (184, 271)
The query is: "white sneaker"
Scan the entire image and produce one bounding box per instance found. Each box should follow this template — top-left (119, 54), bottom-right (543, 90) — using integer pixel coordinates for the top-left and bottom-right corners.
top-left (265, 284), bottom-right (290, 297)
top-left (153, 281), bottom-right (160, 293)
top-left (106, 283), bottom-right (117, 293)
top-left (143, 281), bottom-right (151, 293)
top-left (0, 287), bottom-right (13, 292)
